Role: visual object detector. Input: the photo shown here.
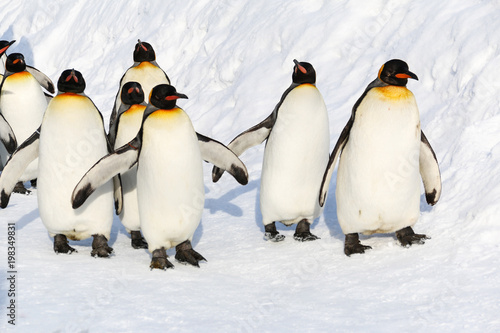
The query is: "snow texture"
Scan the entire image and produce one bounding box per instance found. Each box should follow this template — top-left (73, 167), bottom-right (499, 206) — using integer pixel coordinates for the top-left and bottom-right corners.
top-left (1, 0), bottom-right (500, 332)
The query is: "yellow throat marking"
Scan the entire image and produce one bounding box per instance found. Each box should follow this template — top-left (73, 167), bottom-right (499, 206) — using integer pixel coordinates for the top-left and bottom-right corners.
top-left (372, 85), bottom-right (413, 101)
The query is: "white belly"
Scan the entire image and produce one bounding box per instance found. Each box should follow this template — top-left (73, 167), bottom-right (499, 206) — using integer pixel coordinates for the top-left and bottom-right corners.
top-left (37, 94), bottom-right (113, 240)
top-left (336, 86), bottom-right (421, 235)
top-left (114, 105), bottom-right (146, 231)
top-left (260, 84), bottom-right (330, 225)
top-left (0, 72), bottom-right (47, 180)
top-left (137, 109), bottom-right (204, 251)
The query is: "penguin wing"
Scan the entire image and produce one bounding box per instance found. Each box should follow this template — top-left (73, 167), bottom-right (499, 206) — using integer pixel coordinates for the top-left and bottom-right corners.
top-left (211, 113), bottom-right (274, 182)
top-left (0, 130), bottom-right (40, 208)
top-left (26, 66), bottom-right (55, 94)
top-left (319, 117), bottom-right (353, 207)
top-left (72, 137), bottom-right (140, 209)
top-left (113, 174), bottom-right (123, 215)
top-left (197, 133), bottom-right (249, 185)
top-left (0, 113), bottom-right (17, 154)
top-left (420, 131), bottom-right (441, 205)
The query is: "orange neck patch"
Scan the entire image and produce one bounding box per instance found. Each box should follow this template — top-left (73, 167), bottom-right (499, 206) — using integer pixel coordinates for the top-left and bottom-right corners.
top-left (373, 85), bottom-right (412, 101)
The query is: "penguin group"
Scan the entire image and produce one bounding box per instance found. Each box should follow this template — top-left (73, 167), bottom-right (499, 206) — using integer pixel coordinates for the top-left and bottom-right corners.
top-left (0, 38), bottom-right (441, 270)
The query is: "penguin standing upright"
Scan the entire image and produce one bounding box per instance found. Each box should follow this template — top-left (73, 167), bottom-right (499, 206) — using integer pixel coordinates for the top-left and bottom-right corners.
top-left (0, 53), bottom-right (49, 192)
top-left (108, 40), bottom-right (170, 146)
top-left (0, 41), bottom-right (17, 160)
top-left (109, 81), bottom-right (148, 249)
top-left (0, 69), bottom-right (116, 257)
top-left (0, 40), bottom-right (16, 78)
top-left (213, 59), bottom-right (330, 242)
top-left (71, 84), bottom-right (248, 270)
top-left (319, 59), bottom-right (442, 256)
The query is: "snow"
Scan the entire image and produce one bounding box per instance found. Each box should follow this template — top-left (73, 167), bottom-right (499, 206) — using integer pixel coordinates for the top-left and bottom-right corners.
top-left (1, 0), bottom-right (500, 332)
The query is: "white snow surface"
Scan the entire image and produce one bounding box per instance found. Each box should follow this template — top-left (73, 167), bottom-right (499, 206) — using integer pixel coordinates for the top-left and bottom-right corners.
top-left (1, 0), bottom-right (500, 332)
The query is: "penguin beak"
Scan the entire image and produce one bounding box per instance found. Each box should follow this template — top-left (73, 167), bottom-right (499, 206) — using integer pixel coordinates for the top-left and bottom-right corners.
top-left (0, 40), bottom-right (15, 55)
top-left (165, 93), bottom-right (188, 101)
top-left (293, 59), bottom-right (307, 74)
top-left (396, 71), bottom-right (418, 80)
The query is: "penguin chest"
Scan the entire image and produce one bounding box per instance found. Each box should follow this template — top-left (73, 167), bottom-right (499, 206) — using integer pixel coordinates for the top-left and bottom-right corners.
top-left (37, 93), bottom-right (113, 238)
top-left (0, 72), bottom-right (47, 142)
top-left (114, 105), bottom-right (146, 148)
top-left (121, 63), bottom-right (169, 102)
top-left (336, 86), bottom-right (421, 234)
top-left (137, 109), bottom-right (204, 249)
top-left (261, 84), bottom-right (330, 224)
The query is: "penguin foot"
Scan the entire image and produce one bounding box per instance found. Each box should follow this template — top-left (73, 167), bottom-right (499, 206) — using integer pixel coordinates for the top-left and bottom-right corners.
top-left (130, 230), bottom-right (148, 249)
top-left (396, 227), bottom-right (430, 247)
top-left (91, 234), bottom-right (113, 258)
top-left (175, 240), bottom-right (206, 267)
top-left (344, 233), bottom-right (372, 256)
top-left (150, 248), bottom-right (174, 270)
top-left (264, 222), bottom-right (285, 242)
top-left (13, 181), bottom-right (30, 195)
top-left (30, 179), bottom-right (37, 188)
top-left (53, 234), bottom-right (77, 254)
top-left (293, 219), bottom-right (320, 242)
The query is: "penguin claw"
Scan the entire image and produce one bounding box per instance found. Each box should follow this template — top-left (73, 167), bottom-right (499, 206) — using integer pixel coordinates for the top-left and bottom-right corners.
top-left (53, 234), bottom-right (77, 254)
top-left (175, 240), bottom-right (206, 267)
top-left (293, 233), bottom-right (320, 242)
top-left (396, 227), bottom-right (430, 247)
top-left (13, 182), bottom-right (30, 195)
top-left (264, 232), bottom-right (286, 242)
top-left (130, 230), bottom-right (148, 249)
top-left (91, 234), bottom-right (113, 258)
top-left (150, 257), bottom-right (174, 270)
top-left (344, 233), bottom-right (372, 256)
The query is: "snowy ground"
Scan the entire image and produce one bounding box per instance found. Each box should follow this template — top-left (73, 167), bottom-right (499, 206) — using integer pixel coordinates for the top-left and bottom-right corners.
top-left (1, 0), bottom-right (500, 332)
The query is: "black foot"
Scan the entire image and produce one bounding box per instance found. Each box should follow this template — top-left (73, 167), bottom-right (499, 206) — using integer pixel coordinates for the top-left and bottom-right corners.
top-left (264, 222), bottom-right (285, 242)
top-left (130, 230), bottom-right (148, 249)
top-left (13, 181), bottom-right (30, 195)
top-left (150, 248), bottom-right (174, 270)
top-left (344, 233), bottom-right (372, 256)
top-left (175, 240), bottom-right (206, 267)
top-left (293, 219), bottom-right (320, 242)
top-left (396, 226), bottom-right (430, 247)
top-left (91, 234), bottom-right (113, 257)
top-left (53, 234), bottom-right (77, 254)
top-left (30, 179), bottom-right (37, 188)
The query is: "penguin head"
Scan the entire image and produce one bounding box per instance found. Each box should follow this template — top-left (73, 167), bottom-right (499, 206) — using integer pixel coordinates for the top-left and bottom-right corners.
top-left (292, 59), bottom-right (316, 84)
top-left (121, 81), bottom-right (145, 105)
top-left (57, 69), bottom-right (86, 93)
top-left (150, 84), bottom-right (188, 110)
top-left (133, 40), bottom-right (156, 62)
top-left (378, 59), bottom-right (418, 86)
top-left (0, 40), bottom-right (15, 57)
top-left (5, 53), bottom-right (26, 72)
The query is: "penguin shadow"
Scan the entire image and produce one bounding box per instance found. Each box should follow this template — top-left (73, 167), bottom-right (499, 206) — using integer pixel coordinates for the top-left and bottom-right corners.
top-left (13, 207), bottom-right (39, 230)
top-left (206, 179), bottom-right (259, 216)
top-left (6, 36), bottom-right (35, 68)
top-left (321, 176), bottom-right (345, 241)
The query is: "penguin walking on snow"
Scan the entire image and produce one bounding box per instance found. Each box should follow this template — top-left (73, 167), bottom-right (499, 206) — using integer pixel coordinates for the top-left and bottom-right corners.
top-left (71, 84), bottom-right (248, 270)
top-left (0, 69), bottom-right (118, 257)
top-left (212, 59), bottom-right (330, 242)
top-left (0, 52), bottom-right (54, 193)
top-left (109, 81), bottom-right (148, 249)
top-left (319, 59), bottom-right (442, 256)
top-left (108, 40), bottom-right (170, 147)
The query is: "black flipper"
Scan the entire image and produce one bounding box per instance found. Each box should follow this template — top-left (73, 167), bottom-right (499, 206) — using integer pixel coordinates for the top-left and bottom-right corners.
top-left (197, 133), bottom-right (249, 185)
top-left (26, 65), bottom-right (55, 94)
top-left (420, 131), bottom-right (441, 205)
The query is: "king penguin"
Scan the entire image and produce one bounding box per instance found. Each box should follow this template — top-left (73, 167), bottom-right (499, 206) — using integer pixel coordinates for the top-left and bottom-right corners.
top-left (0, 40), bottom-right (16, 78)
top-left (0, 69), bottom-right (117, 257)
top-left (108, 40), bottom-right (170, 147)
top-left (0, 53), bottom-right (49, 193)
top-left (109, 81), bottom-right (148, 249)
top-left (213, 59), bottom-right (330, 242)
top-left (71, 84), bottom-right (248, 270)
top-left (319, 59), bottom-right (442, 256)
top-left (0, 41), bottom-right (17, 161)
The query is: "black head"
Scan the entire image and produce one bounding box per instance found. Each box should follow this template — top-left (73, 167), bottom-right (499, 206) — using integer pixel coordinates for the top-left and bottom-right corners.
top-left (133, 40), bottom-right (156, 62)
top-left (378, 59), bottom-right (418, 86)
top-left (5, 53), bottom-right (26, 72)
top-left (57, 69), bottom-right (86, 93)
top-left (292, 59), bottom-right (316, 84)
top-left (150, 84), bottom-right (188, 110)
top-left (0, 40), bottom-right (15, 57)
top-left (121, 81), bottom-right (145, 105)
